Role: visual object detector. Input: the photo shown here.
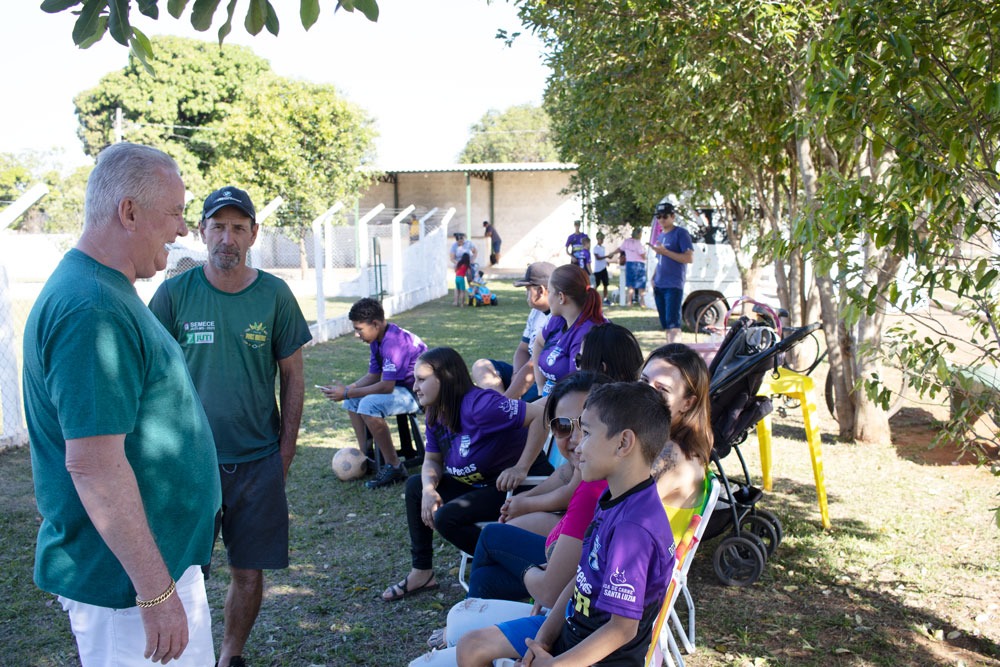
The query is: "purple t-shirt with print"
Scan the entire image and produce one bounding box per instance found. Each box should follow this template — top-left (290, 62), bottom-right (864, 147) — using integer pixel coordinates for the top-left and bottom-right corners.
top-left (424, 387), bottom-right (528, 486)
top-left (537, 314), bottom-right (603, 396)
top-left (556, 477), bottom-right (674, 665)
top-left (369, 323), bottom-right (427, 390)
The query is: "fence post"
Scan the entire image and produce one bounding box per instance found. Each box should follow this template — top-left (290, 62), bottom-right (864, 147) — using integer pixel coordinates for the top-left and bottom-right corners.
top-left (356, 204), bottom-right (386, 298)
top-left (391, 205), bottom-right (415, 295)
top-left (311, 203), bottom-right (344, 343)
top-left (0, 264), bottom-right (28, 449)
top-left (418, 208), bottom-right (437, 241)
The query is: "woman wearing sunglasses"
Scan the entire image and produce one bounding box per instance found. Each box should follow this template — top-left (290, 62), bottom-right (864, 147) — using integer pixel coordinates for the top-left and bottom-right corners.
top-left (640, 343), bottom-right (714, 538)
top-left (381, 347), bottom-right (551, 602)
top-left (410, 372), bottom-right (610, 663)
top-left (499, 322), bottom-right (644, 538)
top-left (532, 265), bottom-right (607, 397)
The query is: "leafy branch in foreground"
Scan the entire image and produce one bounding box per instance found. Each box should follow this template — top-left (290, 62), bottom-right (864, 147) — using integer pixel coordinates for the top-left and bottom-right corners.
top-left (39, 0), bottom-right (379, 71)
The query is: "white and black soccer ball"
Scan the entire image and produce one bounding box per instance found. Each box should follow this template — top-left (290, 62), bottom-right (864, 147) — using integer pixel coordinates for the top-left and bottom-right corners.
top-left (331, 447), bottom-right (368, 481)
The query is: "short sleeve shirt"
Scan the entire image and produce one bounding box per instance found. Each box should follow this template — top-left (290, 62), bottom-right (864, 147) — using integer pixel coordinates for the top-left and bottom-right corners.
top-left (566, 232), bottom-right (588, 255)
top-left (424, 388), bottom-right (528, 486)
top-left (652, 226), bottom-right (694, 290)
top-left (620, 238), bottom-right (647, 263)
top-left (522, 309), bottom-right (551, 358)
top-left (558, 478), bottom-right (675, 665)
top-left (593, 244), bottom-right (608, 273)
top-left (370, 323), bottom-right (427, 390)
top-left (149, 268), bottom-right (313, 463)
top-left (23, 250), bottom-right (220, 608)
top-left (545, 479), bottom-right (607, 549)
top-left (537, 314), bottom-right (603, 395)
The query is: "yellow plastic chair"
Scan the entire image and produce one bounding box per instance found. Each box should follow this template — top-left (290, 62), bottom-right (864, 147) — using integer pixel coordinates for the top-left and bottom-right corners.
top-left (755, 367), bottom-right (831, 529)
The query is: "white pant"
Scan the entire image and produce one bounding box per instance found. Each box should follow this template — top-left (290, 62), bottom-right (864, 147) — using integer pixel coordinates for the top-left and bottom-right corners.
top-left (409, 598), bottom-right (535, 667)
top-left (59, 565), bottom-right (215, 667)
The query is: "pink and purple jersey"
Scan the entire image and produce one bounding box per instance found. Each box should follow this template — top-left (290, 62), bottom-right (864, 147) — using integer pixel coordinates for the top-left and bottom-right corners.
top-left (369, 323), bottom-right (427, 390)
top-left (425, 387), bottom-right (528, 486)
top-left (558, 477), bottom-right (675, 665)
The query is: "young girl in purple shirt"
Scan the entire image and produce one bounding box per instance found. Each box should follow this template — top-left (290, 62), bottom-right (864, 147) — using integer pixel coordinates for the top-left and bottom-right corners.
top-left (381, 347), bottom-right (552, 602)
top-left (534, 265), bottom-right (607, 397)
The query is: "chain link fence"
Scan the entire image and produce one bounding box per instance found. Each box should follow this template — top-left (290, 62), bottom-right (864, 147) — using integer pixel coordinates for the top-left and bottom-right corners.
top-left (0, 204), bottom-right (453, 451)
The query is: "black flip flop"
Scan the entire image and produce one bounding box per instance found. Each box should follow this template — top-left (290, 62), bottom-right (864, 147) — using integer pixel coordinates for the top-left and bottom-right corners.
top-left (382, 572), bottom-right (439, 602)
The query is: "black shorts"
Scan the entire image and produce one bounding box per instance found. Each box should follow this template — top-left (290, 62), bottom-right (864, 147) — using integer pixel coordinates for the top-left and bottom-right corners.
top-left (215, 450), bottom-right (289, 570)
top-left (593, 268), bottom-right (609, 288)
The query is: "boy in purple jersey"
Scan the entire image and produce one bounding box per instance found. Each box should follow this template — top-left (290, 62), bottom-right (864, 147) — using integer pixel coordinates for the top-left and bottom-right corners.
top-left (320, 298), bottom-right (427, 488)
top-left (456, 382), bottom-right (675, 666)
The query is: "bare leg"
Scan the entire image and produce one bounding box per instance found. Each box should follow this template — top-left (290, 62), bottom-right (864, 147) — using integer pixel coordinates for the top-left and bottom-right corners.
top-left (218, 567), bottom-right (263, 667)
top-left (382, 567), bottom-right (437, 601)
top-left (361, 414), bottom-right (400, 466)
top-left (456, 625), bottom-right (520, 667)
top-left (348, 410), bottom-right (373, 457)
top-left (472, 359), bottom-right (505, 392)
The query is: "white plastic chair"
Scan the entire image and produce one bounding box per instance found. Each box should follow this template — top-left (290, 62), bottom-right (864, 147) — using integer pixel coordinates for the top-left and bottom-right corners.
top-left (646, 473), bottom-right (721, 667)
top-left (457, 433), bottom-right (561, 592)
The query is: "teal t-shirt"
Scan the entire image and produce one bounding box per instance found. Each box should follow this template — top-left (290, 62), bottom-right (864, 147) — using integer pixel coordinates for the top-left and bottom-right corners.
top-left (22, 249), bottom-right (221, 608)
top-left (149, 267), bottom-right (312, 464)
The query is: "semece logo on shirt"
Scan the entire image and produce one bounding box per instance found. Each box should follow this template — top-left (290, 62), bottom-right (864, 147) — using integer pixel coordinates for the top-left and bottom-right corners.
top-left (182, 320), bottom-right (215, 345)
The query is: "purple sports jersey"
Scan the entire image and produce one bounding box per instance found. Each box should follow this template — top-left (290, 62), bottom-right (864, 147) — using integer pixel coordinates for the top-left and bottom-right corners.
top-left (558, 477), bottom-right (675, 666)
top-left (369, 323), bottom-right (427, 390)
top-left (537, 314), bottom-right (603, 396)
top-left (424, 387), bottom-right (528, 486)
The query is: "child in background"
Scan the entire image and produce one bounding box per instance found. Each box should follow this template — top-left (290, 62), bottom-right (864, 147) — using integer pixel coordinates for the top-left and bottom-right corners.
top-left (456, 381), bottom-right (676, 667)
top-left (573, 237), bottom-right (592, 276)
top-left (455, 253), bottom-right (471, 307)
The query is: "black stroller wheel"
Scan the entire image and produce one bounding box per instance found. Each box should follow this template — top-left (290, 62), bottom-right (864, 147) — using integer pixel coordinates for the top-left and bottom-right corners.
top-left (713, 535), bottom-right (766, 586)
top-left (740, 515), bottom-right (780, 558)
top-left (753, 509), bottom-right (784, 548)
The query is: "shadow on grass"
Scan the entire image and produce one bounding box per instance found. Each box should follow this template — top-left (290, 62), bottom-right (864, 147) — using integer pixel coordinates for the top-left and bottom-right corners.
top-left (686, 473), bottom-right (1000, 666)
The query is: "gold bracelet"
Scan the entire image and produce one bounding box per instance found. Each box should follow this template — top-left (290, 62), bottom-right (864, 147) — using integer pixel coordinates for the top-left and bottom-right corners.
top-left (136, 579), bottom-right (176, 609)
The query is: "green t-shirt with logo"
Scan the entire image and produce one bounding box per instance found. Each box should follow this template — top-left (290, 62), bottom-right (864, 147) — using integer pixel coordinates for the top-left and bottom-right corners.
top-left (149, 267), bottom-right (312, 464)
top-left (22, 249), bottom-right (221, 608)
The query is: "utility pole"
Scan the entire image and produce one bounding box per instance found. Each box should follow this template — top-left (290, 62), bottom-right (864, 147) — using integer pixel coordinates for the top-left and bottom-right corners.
top-left (114, 107), bottom-right (123, 143)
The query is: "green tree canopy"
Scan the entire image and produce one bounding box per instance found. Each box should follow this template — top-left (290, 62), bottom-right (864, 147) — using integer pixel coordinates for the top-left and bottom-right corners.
top-left (74, 36), bottom-right (376, 226)
top-left (459, 104), bottom-right (559, 163)
top-left (41, 0), bottom-right (378, 70)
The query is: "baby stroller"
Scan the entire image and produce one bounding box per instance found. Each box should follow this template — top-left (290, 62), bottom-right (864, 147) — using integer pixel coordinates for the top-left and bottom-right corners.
top-left (467, 271), bottom-right (499, 307)
top-left (700, 298), bottom-right (820, 586)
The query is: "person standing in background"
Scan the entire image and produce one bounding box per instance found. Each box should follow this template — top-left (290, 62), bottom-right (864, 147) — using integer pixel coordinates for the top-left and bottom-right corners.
top-left (591, 230), bottom-right (610, 304)
top-left (611, 227), bottom-right (648, 307)
top-left (564, 220), bottom-right (588, 264)
top-left (482, 220), bottom-right (502, 265)
top-left (649, 201), bottom-right (694, 343)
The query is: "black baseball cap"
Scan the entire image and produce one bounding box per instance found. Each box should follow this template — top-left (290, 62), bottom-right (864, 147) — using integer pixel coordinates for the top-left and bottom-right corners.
top-left (202, 186), bottom-right (256, 223)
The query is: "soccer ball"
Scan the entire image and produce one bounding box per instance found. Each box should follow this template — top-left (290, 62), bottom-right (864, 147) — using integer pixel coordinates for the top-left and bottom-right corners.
top-left (331, 447), bottom-right (368, 481)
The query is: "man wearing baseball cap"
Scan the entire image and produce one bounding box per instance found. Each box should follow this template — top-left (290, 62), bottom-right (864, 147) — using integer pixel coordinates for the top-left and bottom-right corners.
top-left (472, 262), bottom-right (555, 406)
top-left (149, 186), bottom-right (312, 667)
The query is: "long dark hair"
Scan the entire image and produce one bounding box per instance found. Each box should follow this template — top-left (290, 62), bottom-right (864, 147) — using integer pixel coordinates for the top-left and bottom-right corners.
top-left (642, 343), bottom-right (714, 464)
top-left (418, 347), bottom-right (474, 435)
top-left (577, 323), bottom-right (642, 382)
top-left (550, 264), bottom-right (604, 325)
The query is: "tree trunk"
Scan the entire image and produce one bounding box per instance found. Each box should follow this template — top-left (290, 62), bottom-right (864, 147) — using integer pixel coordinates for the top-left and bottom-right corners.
top-left (299, 234), bottom-right (308, 279)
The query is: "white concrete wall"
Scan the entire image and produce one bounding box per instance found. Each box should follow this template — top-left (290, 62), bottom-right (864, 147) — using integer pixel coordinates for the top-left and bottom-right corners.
top-left (357, 169), bottom-right (583, 271)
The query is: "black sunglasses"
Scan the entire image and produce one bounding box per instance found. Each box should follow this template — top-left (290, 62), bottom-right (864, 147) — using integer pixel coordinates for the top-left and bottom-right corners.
top-left (549, 416), bottom-right (582, 438)
top-left (574, 352), bottom-right (584, 370)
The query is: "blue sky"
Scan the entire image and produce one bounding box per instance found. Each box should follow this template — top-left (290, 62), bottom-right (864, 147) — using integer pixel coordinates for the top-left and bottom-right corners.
top-left (0, 0), bottom-right (550, 169)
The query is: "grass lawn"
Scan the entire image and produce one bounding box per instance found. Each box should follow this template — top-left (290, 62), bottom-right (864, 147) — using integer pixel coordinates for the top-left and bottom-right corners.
top-left (1, 283), bottom-right (998, 666)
